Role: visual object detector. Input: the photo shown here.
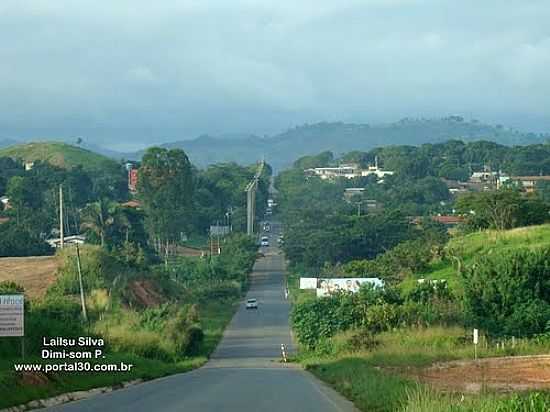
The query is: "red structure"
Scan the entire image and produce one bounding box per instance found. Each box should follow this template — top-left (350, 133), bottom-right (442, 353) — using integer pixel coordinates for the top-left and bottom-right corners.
top-left (128, 169), bottom-right (138, 192)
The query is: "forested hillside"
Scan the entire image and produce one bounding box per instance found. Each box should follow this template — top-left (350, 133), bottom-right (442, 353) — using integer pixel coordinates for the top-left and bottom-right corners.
top-left (132, 118), bottom-right (549, 170)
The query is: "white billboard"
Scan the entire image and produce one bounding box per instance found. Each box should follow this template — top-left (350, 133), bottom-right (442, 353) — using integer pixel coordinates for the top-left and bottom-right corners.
top-left (299, 277), bottom-right (318, 289)
top-left (0, 294), bottom-right (24, 337)
top-left (300, 277), bottom-right (384, 297)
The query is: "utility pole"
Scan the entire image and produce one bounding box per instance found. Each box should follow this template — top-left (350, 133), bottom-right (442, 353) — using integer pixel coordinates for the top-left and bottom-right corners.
top-left (245, 160), bottom-right (265, 236)
top-left (75, 244), bottom-right (88, 322)
top-left (59, 185), bottom-right (64, 248)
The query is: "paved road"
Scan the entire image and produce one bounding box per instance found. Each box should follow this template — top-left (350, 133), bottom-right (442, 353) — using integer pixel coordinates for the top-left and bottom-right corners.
top-left (48, 224), bottom-right (356, 412)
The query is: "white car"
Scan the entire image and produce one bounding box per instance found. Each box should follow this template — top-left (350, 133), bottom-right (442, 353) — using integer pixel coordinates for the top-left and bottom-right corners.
top-left (261, 240), bottom-right (269, 247)
top-left (246, 298), bottom-right (258, 309)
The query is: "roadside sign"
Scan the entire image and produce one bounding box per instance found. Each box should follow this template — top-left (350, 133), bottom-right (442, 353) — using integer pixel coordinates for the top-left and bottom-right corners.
top-left (473, 328), bottom-right (479, 345)
top-left (0, 295), bottom-right (24, 337)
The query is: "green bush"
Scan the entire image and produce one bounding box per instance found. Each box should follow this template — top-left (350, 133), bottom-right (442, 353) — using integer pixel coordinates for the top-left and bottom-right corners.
top-left (463, 248), bottom-right (550, 337)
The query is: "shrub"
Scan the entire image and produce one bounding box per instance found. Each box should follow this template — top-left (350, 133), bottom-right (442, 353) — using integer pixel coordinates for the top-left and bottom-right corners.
top-left (463, 248), bottom-right (550, 337)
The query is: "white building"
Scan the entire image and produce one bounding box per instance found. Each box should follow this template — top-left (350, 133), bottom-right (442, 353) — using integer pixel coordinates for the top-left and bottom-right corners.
top-left (46, 235), bottom-right (86, 248)
top-left (306, 159), bottom-right (394, 181)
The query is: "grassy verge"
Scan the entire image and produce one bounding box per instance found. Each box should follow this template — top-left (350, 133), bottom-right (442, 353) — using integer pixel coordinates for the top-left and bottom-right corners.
top-left (0, 299), bottom-right (240, 410)
top-left (0, 273), bottom-right (243, 409)
top-left (199, 299), bottom-right (240, 356)
top-left (298, 327), bottom-right (550, 412)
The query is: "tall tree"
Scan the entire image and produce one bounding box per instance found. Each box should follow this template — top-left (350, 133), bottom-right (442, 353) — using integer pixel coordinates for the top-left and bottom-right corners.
top-left (80, 199), bottom-right (116, 247)
top-left (138, 148), bottom-right (194, 245)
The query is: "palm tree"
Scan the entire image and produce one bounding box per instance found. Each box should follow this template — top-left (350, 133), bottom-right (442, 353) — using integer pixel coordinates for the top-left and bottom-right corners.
top-left (80, 199), bottom-right (115, 247)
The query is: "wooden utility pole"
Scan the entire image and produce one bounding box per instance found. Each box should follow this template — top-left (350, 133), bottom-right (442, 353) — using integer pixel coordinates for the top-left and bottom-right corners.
top-left (75, 244), bottom-right (88, 322)
top-left (59, 185), bottom-right (64, 248)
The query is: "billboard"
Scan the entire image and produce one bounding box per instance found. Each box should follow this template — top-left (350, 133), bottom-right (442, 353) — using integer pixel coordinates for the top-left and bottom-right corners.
top-left (299, 277), bottom-right (318, 289)
top-left (210, 225), bottom-right (231, 236)
top-left (0, 294), bottom-right (24, 337)
top-left (300, 277), bottom-right (384, 297)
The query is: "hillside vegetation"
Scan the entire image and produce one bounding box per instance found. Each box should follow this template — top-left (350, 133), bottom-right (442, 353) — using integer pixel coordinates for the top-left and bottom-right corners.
top-left (131, 118), bottom-right (549, 170)
top-left (414, 224), bottom-right (550, 292)
top-left (0, 142), bottom-right (120, 172)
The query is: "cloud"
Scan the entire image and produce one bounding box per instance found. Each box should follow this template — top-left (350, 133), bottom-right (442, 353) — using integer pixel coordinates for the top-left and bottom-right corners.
top-left (0, 0), bottom-right (549, 146)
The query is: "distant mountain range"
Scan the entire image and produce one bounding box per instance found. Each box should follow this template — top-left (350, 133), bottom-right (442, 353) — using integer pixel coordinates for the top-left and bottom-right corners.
top-left (125, 118), bottom-right (550, 170)
top-left (2, 118), bottom-right (549, 171)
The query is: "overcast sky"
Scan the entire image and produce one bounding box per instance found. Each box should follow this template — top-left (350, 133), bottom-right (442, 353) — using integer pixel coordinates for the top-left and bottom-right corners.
top-left (1, 0), bottom-right (550, 149)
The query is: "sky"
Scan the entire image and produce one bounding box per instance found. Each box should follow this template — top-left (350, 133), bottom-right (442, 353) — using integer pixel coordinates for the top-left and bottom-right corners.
top-left (1, 0), bottom-right (550, 150)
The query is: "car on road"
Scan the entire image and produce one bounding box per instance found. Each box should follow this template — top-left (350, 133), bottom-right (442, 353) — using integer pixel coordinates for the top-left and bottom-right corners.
top-left (261, 236), bottom-right (269, 247)
top-left (245, 298), bottom-right (258, 309)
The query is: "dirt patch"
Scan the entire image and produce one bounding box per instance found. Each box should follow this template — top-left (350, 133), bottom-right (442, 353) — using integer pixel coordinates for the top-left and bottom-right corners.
top-left (175, 245), bottom-right (205, 257)
top-left (407, 355), bottom-right (550, 393)
top-left (0, 256), bottom-right (59, 298)
top-left (128, 280), bottom-right (164, 307)
top-left (19, 372), bottom-right (50, 387)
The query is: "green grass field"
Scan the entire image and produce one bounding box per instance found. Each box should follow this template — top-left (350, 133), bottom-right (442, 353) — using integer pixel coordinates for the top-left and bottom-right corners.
top-left (301, 327), bottom-right (550, 412)
top-left (0, 142), bottom-right (120, 172)
top-left (401, 224), bottom-right (550, 294)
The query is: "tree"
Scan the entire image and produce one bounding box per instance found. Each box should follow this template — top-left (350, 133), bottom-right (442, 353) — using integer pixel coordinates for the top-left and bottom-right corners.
top-left (138, 148), bottom-right (194, 245)
top-left (463, 249), bottom-right (550, 337)
top-left (456, 189), bottom-right (549, 231)
top-left (80, 199), bottom-right (116, 247)
top-left (0, 222), bottom-right (53, 257)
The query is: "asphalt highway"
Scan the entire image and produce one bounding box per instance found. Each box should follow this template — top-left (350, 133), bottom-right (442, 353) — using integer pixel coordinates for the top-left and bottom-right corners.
top-left (48, 223), bottom-right (357, 412)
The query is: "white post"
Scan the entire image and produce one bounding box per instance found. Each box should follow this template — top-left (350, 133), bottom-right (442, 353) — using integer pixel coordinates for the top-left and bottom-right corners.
top-left (473, 328), bottom-right (479, 360)
top-left (281, 344), bottom-right (287, 363)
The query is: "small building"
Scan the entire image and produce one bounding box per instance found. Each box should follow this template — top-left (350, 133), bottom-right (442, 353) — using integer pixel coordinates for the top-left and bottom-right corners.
top-left (24, 161), bottom-right (34, 171)
top-left (343, 187), bottom-right (365, 200)
top-left (510, 176), bottom-right (550, 193)
top-left (305, 164), bottom-right (361, 180)
top-left (46, 235), bottom-right (86, 248)
top-left (306, 159), bottom-right (393, 181)
top-left (411, 215), bottom-right (464, 228)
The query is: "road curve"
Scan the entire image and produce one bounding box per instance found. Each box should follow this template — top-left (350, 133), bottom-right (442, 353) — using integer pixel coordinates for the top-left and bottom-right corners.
top-left (47, 223), bottom-right (357, 412)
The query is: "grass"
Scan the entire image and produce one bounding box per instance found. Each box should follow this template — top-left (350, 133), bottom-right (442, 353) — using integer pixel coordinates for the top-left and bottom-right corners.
top-left (402, 224), bottom-right (550, 294)
top-left (0, 285), bottom-right (241, 409)
top-left (298, 327), bottom-right (550, 412)
top-left (0, 142), bottom-right (119, 172)
top-left (182, 233), bottom-right (209, 249)
top-left (402, 388), bottom-right (550, 412)
top-left (199, 299), bottom-right (240, 356)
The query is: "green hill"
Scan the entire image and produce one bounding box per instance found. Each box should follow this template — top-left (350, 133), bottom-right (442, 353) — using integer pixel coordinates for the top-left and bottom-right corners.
top-left (0, 142), bottom-right (120, 172)
top-left (410, 224), bottom-right (550, 292)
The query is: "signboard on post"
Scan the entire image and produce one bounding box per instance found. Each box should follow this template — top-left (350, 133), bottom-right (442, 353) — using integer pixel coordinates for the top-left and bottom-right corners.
top-left (0, 295), bottom-right (24, 337)
top-left (473, 328), bottom-right (479, 360)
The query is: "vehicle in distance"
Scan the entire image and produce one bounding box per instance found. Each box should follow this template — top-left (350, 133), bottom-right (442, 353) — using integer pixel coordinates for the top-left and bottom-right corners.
top-left (261, 236), bottom-right (269, 247)
top-left (264, 223), bottom-right (271, 232)
top-left (246, 298), bottom-right (258, 309)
